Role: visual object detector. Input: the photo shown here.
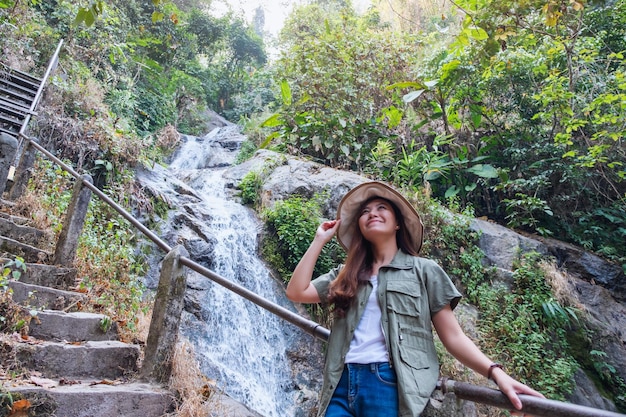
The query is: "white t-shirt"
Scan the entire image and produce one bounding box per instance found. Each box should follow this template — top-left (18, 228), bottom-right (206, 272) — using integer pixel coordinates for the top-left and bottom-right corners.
top-left (344, 276), bottom-right (389, 364)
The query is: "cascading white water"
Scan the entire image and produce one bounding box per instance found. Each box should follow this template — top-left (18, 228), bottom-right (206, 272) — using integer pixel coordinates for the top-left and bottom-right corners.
top-left (142, 128), bottom-right (309, 416)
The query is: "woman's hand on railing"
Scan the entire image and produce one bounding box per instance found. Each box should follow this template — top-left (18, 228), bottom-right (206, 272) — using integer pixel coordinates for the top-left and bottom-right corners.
top-left (492, 367), bottom-right (545, 415)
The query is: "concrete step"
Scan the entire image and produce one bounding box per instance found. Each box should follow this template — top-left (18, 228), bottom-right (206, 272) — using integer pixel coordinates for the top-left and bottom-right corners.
top-left (0, 236), bottom-right (51, 263)
top-left (14, 340), bottom-right (140, 379)
top-left (28, 310), bottom-right (119, 342)
top-left (8, 380), bottom-right (174, 417)
top-left (9, 281), bottom-right (85, 311)
top-left (3, 261), bottom-right (76, 290)
top-left (0, 215), bottom-right (53, 248)
top-left (0, 209), bottom-right (33, 226)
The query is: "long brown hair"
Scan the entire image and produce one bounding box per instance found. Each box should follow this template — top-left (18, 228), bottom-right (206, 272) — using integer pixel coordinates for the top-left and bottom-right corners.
top-left (328, 197), bottom-right (419, 317)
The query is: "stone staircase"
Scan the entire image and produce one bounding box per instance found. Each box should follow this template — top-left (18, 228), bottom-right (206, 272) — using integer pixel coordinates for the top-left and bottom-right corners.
top-left (0, 208), bottom-right (175, 416)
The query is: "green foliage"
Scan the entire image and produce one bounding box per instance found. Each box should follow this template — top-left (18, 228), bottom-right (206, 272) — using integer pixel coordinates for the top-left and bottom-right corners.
top-left (374, 0), bottom-right (626, 272)
top-left (365, 138), bottom-right (396, 180)
top-left (238, 171), bottom-right (263, 207)
top-left (590, 350), bottom-right (626, 410)
top-left (76, 199), bottom-right (149, 327)
top-left (0, 258), bottom-right (30, 333)
top-left (270, 4), bottom-right (421, 169)
top-left (425, 212), bottom-right (579, 400)
top-left (262, 193), bottom-right (343, 282)
top-left (1, 258), bottom-right (27, 284)
top-left (33, 159), bottom-right (74, 234)
top-left (503, 193), bottom-right (554, 235)
top-left (99, 315), bottom-right (113, 333)
top-left (261, 192), bottom-right (344, 325)
top-left (393, 135), bottom-right (500, 205)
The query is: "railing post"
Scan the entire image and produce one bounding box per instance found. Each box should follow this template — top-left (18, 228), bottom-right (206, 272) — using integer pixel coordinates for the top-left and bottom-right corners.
top-left (0, 132), bottom-right (19, 196)
top-left (141, 245), bottom-right (188, 384)
top-left (52, 174), bottom-right (93, 266)
top-left (7, 137), bottom-right (38, 201)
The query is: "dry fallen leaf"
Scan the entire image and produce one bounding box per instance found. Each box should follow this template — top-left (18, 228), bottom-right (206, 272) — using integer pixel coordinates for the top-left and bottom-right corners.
top-left (30, 376), bottom-right (59, 389)
top-left (10, 398), bottom-right (31, 414)
top-left (90, 379), bottom-right (118, 386)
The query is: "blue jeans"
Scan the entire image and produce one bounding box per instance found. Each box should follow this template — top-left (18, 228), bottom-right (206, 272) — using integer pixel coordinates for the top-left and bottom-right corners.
top-left (325, 362), bottom-right (399, 417)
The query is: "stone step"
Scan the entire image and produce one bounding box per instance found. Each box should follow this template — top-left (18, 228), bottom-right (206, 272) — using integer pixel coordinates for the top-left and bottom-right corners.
top-left (8, 380), bottom-right (174, 417)
top-left (9, 281), bottom-right (85, 311)
top-left (0, 209), bottom-right (32, 226)
top-left (1, 258), bottom-right (76, 290)
top-left (14, 340), bottom-right (140, 379)
top-left (0, 215), bottom-right (53, 248)
top-left (29, 310), bottom-right (119, 342)
top-left (0, 236), bottom-right (51, 263)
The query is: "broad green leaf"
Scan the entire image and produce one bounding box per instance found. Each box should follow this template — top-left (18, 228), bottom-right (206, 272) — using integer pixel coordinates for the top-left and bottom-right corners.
top-left (466, 26), bottom-right (488, 41)
top-left (445, 185), bottom-right (460, 198)
top-left (152, 11), bottom-right (165, 23)
top-left (465, 183), bottom-right (477, 192)
top-left (424, 170), bottom-right (442, 181)
top-left (73, 8), bottom-right (88, 27)
top-left (260, 113), bottom-right (282, 128)
top-left (259, 132), bottom-right (279, 149)
top-left (384, 106), bottom-right (403, 128)
top-left (280, 80), bottom-right (292, 106)
top-left (386, 81), bottom-right (424, 90)
top-left (403, 90), bottom-right (425, 103)
top-left (466, 164), bottom-right (499, 178)
top-left (469, 103), bottom-right (482, 128)
top-left (84, 9), bottom-right (96, 27)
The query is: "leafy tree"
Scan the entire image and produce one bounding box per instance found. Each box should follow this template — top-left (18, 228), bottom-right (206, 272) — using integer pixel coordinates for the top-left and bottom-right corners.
top-left (269, 3), bottom-right (422, 169)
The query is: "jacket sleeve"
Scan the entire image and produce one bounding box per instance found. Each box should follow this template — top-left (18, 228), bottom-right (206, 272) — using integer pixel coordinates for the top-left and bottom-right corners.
top-left (419, 258), bottom-right (462, 313)
top-left (311, 265), bottom-right (343, 304)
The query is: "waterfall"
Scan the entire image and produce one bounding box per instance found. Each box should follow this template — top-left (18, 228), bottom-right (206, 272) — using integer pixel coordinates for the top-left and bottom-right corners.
top-left (137, 127), bottom-right (317, 417)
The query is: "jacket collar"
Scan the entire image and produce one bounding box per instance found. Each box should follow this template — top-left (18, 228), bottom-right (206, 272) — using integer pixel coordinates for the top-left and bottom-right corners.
top-left (386, 249), bottom-right (415, 269)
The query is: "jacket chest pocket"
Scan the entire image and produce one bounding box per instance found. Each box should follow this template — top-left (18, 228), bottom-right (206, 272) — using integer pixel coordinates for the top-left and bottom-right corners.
top-left (386, 279), bottom-right (421, 317)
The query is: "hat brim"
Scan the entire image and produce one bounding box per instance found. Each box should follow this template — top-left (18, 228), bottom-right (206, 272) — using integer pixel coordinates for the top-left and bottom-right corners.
top-left (336, 181), bottom-right (423, 253)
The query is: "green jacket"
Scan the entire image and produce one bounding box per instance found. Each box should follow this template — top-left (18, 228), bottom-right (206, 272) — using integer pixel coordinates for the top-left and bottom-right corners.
top-left (311, 250), bottom-right (462, 417)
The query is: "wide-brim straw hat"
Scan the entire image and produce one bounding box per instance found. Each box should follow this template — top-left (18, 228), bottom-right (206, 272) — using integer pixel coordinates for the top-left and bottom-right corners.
top-left (336, 181), bottom-right (423, 253)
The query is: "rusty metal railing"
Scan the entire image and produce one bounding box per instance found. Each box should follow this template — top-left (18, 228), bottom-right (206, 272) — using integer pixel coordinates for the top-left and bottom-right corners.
top-left (18, 39), bottom-right (63, 138)
top-left (439, 379), bottom-right (625, 417)
top-left (18, 135), bottom-right (626, 417)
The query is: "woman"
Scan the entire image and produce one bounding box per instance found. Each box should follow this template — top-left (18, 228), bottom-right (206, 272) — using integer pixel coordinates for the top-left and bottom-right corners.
top-left (286, 181), bottom-right (543, 417)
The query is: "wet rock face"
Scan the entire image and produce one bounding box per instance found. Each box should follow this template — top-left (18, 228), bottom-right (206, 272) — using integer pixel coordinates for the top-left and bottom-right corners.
top-left (542, 237), bottom-right (626, 300)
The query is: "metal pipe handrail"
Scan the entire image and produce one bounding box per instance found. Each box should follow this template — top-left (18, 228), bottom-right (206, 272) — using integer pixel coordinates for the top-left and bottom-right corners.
top-left (179, 257), bottom-right (330, 341)
top-left (25, 136), bottom-right (172, 254)
top-left (19, 39), bottom-right (64, 137)
top-left (439, 379), bottom-right (626, 417)
top-left (20, 135), bottom-right (625, 417)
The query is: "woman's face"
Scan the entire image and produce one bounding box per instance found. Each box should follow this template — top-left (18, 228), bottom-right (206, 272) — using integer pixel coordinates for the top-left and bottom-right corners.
top-left (357, 198), bottom-right (399, 243)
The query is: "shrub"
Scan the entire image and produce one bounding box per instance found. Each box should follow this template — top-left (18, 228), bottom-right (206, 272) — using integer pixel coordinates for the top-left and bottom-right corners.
top-left (262, 192), bottom-right (344, 282)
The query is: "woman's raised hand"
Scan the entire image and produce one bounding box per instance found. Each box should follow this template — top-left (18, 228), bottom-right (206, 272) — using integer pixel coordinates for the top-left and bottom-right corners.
top-left (315, 219), bottom-right (341, 244)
